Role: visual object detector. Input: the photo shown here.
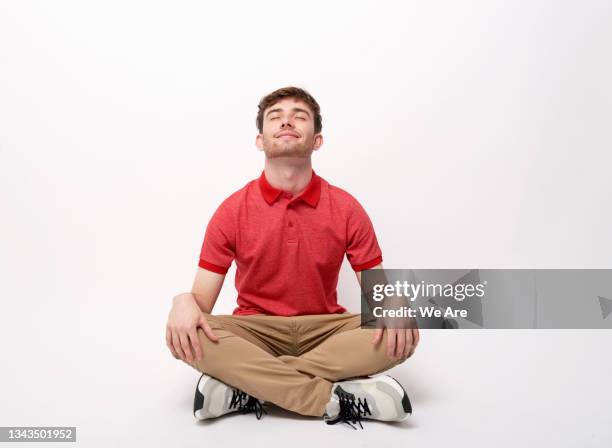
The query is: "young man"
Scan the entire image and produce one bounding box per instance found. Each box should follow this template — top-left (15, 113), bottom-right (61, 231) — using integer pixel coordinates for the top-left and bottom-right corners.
top-left (165, 86), bottom-right (420, 428)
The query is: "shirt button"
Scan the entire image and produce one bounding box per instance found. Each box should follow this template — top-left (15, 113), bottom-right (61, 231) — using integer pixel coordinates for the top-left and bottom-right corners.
top-left (288, 221), bottom-right (293, 227)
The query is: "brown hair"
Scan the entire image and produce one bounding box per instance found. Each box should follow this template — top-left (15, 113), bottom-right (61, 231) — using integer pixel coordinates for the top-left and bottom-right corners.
top-left (256, 86), bottom-right (322, 134)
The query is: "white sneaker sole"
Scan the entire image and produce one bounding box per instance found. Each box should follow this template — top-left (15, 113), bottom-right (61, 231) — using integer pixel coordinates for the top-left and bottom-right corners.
top-left (336, 375), bottom-right (412, 422)
top-left (194, 374), bottom-right (265, 420)
top-left (193, 374), bottom-right (226, 420)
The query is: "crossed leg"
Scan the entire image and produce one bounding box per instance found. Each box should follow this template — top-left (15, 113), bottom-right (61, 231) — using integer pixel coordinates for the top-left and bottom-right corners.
top-left (189, 313), bottom-right (404, 416)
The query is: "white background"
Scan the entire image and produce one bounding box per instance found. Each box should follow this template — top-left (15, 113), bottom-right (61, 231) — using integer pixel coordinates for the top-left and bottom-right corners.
top-left (1, 0), bottom-right (611, 446)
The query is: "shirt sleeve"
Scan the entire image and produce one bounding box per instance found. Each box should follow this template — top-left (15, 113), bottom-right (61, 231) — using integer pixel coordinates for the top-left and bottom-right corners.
top-left (198, 201), bottom-right (236, 274)
top-left (345, 198), bottom-right (383, 271)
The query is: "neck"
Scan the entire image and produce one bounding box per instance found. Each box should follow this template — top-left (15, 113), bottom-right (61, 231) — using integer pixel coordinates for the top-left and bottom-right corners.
top-left (264, 158), bottom-right (313, 194)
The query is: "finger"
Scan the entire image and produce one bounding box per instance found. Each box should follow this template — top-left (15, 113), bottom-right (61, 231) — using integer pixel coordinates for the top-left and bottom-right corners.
top-left (372, 328), bottom-right (383, 345)
top-left (166, 327), bottom-right (178, 358)
top-left (403, 329), bottom-right (414, 358)
top-left (179, 331), bottom-right (194, 363)
top-left (413, 327), bottom-right (420, 348)
top-left (188, 328), bottom-right (203, 361)
top-left (199, 316), bottom-right (219, 342)
top-left (172, 330), bottom-right (186, 361)
top-left (395, 330), bottom-right (406, 359)
top-left (386, 329), bottom-right (397, 358)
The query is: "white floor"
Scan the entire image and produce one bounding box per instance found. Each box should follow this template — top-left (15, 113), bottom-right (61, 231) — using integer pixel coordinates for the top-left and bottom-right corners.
top-left (2, 303), bottom-right (611, 448)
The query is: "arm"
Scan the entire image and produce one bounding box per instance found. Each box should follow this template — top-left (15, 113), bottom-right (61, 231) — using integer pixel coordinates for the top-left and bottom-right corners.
top-left (190, 267), bottom-right (226, 313)
top-left (166, 268), bottom-right (225, 365)
top-left (354, 262), bottom-right (382, 285)
top-left (167, 195), bottom-right (237, 364)
top-left (345, 196), bottom-right (419, 359)
top-left (355, 263), bottom-right (420, 360)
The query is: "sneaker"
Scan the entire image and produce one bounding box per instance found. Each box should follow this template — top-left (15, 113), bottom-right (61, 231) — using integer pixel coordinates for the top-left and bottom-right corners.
top-left (193, 373), bottom-right (266, 420)
top-left (324, 375), bottom-right (411, 429)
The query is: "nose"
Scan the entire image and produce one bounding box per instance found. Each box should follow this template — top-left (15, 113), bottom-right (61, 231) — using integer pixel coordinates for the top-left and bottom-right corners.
top-left (281, 116), bottom-right (294, 128)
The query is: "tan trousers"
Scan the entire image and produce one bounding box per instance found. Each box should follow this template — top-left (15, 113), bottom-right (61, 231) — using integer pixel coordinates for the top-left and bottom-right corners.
top-left (189, 312), bottom-right (406, 417)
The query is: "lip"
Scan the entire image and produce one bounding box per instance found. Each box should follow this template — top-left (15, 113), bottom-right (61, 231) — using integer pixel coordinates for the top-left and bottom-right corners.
top-left (276, 131), bottom-right (300, 138)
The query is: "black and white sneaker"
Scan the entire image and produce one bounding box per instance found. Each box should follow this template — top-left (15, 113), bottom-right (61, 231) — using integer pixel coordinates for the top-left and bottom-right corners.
top-left (323, 375), bottom-right (411, 429)
top-left (193, 373), bottom-right (266, 420)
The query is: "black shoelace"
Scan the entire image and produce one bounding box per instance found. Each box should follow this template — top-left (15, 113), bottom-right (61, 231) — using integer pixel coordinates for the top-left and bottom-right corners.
top-left (229, 389), bottom-right (266, 420)
top-left (327, 389), bottom-right (372, 430)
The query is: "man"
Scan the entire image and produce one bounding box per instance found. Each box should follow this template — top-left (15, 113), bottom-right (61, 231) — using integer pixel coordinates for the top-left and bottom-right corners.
top-left (165, 86), bottom-right (420, 429)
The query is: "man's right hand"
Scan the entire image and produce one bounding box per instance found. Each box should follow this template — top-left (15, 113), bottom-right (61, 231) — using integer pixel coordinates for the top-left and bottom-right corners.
top-left (166, 293), bottom-right (219, 365)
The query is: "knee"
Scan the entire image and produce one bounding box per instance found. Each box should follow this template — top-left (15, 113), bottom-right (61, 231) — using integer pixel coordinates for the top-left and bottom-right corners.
top-left (372, 330), bottom-right (414, 370)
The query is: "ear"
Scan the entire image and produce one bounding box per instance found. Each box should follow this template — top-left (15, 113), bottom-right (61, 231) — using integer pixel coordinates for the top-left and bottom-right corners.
top-left (312, 133), bottom-right (323, 152)
top-left (255, 133), bottom-right (264, 150)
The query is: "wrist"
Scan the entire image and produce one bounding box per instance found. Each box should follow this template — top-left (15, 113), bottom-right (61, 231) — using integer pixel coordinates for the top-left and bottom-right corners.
top-left (173, 292), bottom-right (195, 306)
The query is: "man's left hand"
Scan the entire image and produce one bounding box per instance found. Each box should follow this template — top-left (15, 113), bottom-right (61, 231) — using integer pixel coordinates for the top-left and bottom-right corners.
top-left (372, 326), bottom-right (420, 359)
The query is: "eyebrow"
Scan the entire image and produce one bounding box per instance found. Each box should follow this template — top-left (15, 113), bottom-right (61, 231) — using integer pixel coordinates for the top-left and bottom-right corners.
top-left (265, 107), bottom-right (311, 118)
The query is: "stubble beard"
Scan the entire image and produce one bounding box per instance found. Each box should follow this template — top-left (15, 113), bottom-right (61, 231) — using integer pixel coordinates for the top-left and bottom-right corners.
top-left (262, 137), bottom-right (314, 159)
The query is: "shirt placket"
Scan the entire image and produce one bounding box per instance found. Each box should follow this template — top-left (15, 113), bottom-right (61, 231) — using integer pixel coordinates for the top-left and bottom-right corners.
top-left (283, 193), bottom-right (298, 245)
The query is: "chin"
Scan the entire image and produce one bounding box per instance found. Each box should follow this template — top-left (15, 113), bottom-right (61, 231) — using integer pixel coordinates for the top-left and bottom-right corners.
top-left (264, 147), bottom-right (313, 159)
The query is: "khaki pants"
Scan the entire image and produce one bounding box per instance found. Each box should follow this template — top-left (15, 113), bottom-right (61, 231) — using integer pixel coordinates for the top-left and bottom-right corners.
top-left (189, 312), bottom-right (406, 417)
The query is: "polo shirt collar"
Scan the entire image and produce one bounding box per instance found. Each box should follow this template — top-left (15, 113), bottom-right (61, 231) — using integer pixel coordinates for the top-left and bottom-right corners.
top-left (258, 169), bottom-right (321, 208)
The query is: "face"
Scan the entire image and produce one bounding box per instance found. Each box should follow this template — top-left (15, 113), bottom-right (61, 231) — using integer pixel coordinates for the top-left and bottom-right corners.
top-left (256, 97), bottom-right (323, 159)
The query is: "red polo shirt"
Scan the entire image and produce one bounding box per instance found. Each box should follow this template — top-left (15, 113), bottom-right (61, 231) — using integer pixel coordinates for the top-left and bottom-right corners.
top-left (198, 170), bottom-right (383, 316)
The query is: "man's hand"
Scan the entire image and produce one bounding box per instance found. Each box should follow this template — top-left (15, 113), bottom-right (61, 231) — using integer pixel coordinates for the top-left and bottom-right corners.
top-left (356, 263), bottom-right (419, 359)
top-left (372, 326), bottom-right (420, 359)
top-left (166, 293), bottom-right (219, 365)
